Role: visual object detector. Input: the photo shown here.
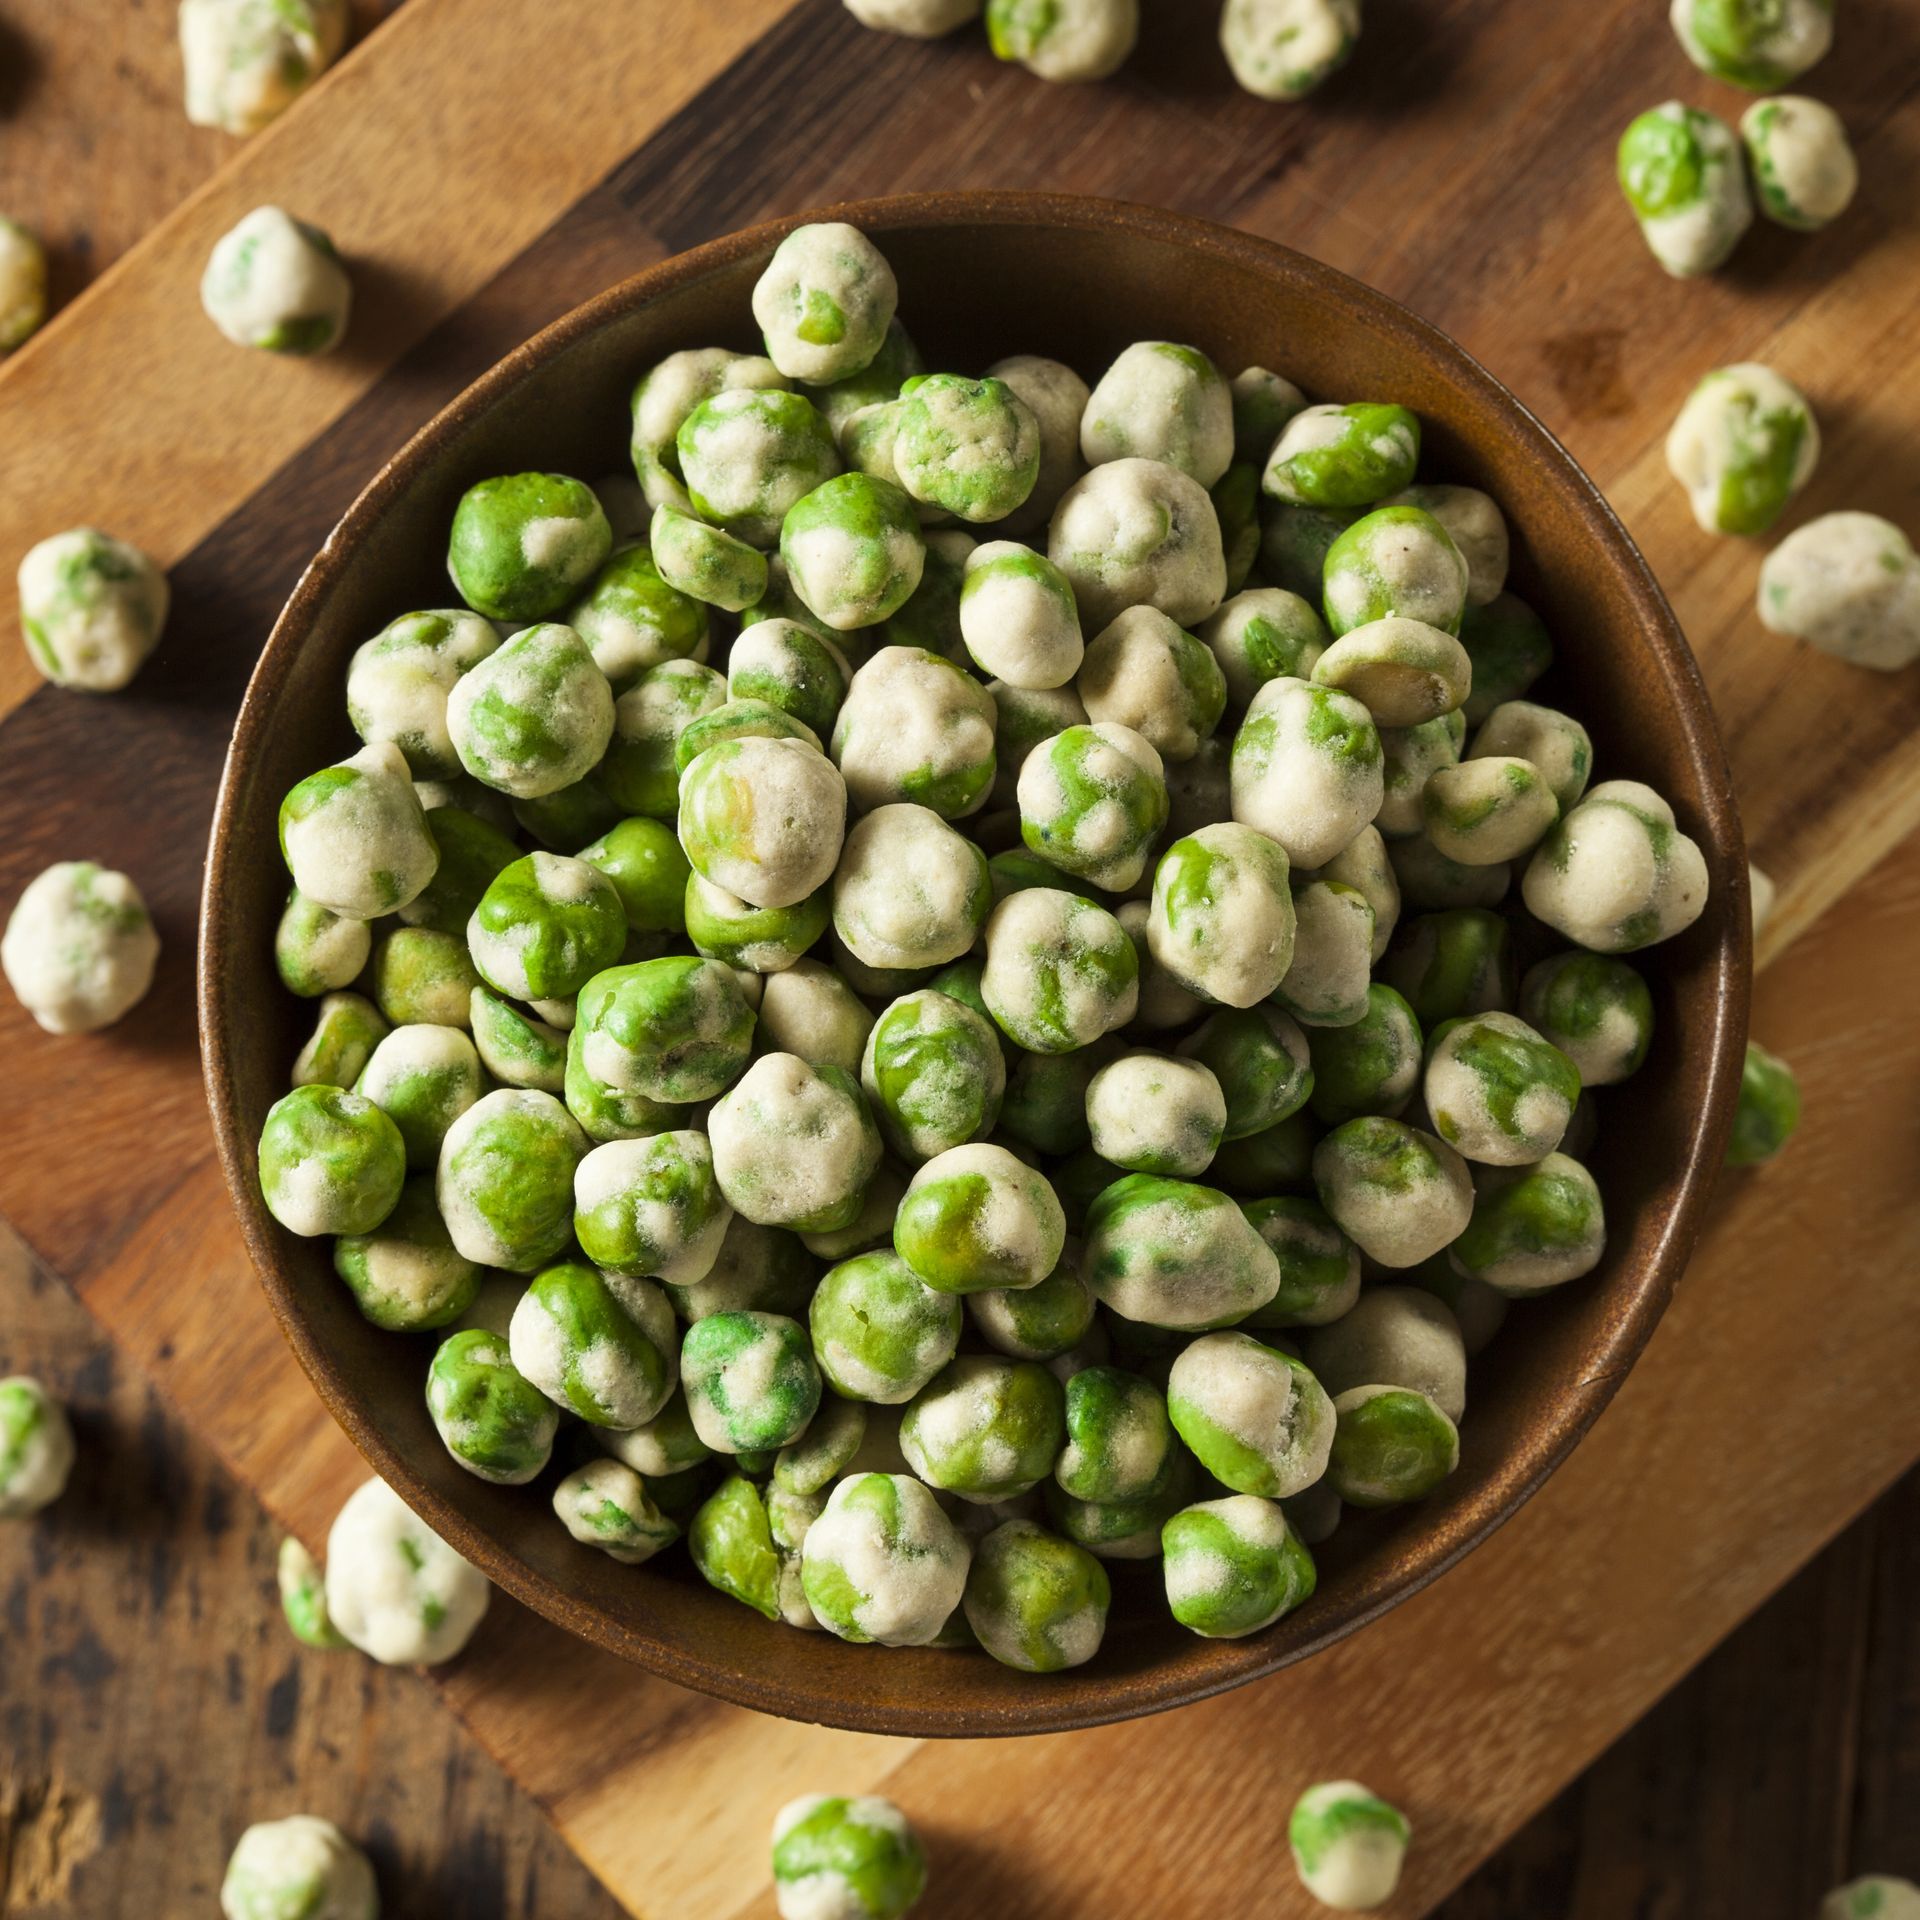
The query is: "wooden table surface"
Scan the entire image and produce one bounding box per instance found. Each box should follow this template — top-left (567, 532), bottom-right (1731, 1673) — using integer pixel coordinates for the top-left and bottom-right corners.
top-left (2, 1), bottom-right (1918, 1914)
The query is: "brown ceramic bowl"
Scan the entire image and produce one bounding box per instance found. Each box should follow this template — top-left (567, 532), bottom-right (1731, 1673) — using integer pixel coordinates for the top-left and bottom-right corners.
top-left (201, 192), bottom-right (1749, 1737)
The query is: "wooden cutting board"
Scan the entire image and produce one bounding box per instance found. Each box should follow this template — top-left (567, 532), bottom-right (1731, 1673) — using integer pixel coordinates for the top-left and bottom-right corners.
top-left (2, 1), bottom-right (1918, 1914)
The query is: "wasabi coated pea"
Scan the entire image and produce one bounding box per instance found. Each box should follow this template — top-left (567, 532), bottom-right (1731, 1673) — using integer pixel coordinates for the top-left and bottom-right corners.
top-left (663, 1213), bottom-right (815, 1322)
top-left (1081, 341), bottom-right (1233, 488)
top-left (963, 1518), bottom-right (1110, 1671)
top-left (960, 541), bottom-right (1084, 689)
top-left (900, 1355), bottom-right (1064, 1500)
top-left (1423, 755), bottom-right (1558, 866)
top-left (1054, 1365), bottom-right (1174, 1502)
top-left (987, 0), bottom-right (1138, 80)
top-left (680, 1308), bottom-right (821, 1452)
top-left (448, 474), bottom-right (611, 624)
top-left (181, 0), bottom-right (346, 133)
top-left (1376, 711), bottom-right (1464, 838)
top-left (981, 888), bottom-right (1139, 1053)
top-left (202, 205), bottom-right (350, 355)
top-left (1079, 605), bottom-right (1227, 762)
top-left (781, 473), bottom-right (926, 631)
top-left (677, 387), bottom-right (841, 548)
top-left (679, 734), bottom-right (847, 912)
top-left (895, 1141), bottom-right (1066, 1293)
top-left (1523, 780), bottom-right (1708, 952)
top-left (1274, 879), bottom-right (1375, 1027)
top-left (686, 873), bottom-right (829, 972)
top-left (577, 955), bottom-right (754, 1102)
top-left (1313, 1118), bottom-right (1473, 1270)
top-left (1017, 721), bottom-right (1167, 892)
top-left (1313, 616), bottom-right (1471, 730)
top-left (1322, 506), bottom-right (1468, 638)
top-left (572, 1131), bottom-right (731, 1283)
top-left (346, 610), bottom-right (501, 777)
top-left (710, 1052), bottom-right (881, 1231)
top-left (630, 347), bottom-right (789, 513)
top-left (998, 1042), bottom-right (1110, 1156)
top-left (984, 354), bottom-right (1090, 538)
top-left (648, 501), bottom-right (768, 614)
top-left (833, 807), bottom-right (990, 978)
top-left (260, 1083), bottom-right (404, 1237)
top-left (0, 215), bottom-right (47, 352)
top-left (1618, 103), bottom-right (1752, 278)
top-left (1302, 1284), bottom-right (1467, 1419)
top-left (1379, 906), bottom-right (1513, 1026)
top-left (1519, 951), bottom-right (1653, 1086)
top-left (1086, 1173), bottom-right (1281, 1328)
top-left (16, 527), bottom-right (171, 693)
top-left (1383, 483), bottom-right (1508, 608)
top-left (277, 1537), bottom-right (345, 1648)
top-left (809, 1250), bottom-right (962, 1402)
top-left (1328, 1384), bottom-right (1459, 1508)
top-left (1459, 591), bottom-right (1552, 727)
top-left (1210, 1108), bottom-right (1319, 1196)
top-left (862, 990), bottom-right (1006, 1162)
top-left (219, 1815), bottom-right (374, 1920)
top-left (1162, 1494), bottom-right (1315, 1638)
top-left (1758, 511), bottom-right (1920, 671)
top-left (277, 892), bottom-right (370, 999)
top-left (1168, 1331), bottom-right (1335, 1497)
top-left (446, 622), bottom-right (614, 801)
top-left (1180, 1003), bottom-right (1314, 1139)
top-left (1308, 983), bottom-right (1422, 1124)
top-left (3, 860), bottom-right (160, 1034)
top-left (1264, 403), bottom-right (1419, 510)
top-left (425, 1327), bottom-right (558, 1483)
top-left (369, 927), bottom-right (475, 1027)
top-left (1212, 462), bottom-right (1259, 597)
top-left (435, 1087), bottom-right (585, 1269)
top-left (727, 618), bottom-right (851, 736)
top-left (1821, 1881), bottom-right (1920, 1920)
top-left (968, 1258), bottom-right (1097, 1360)
top-left (802, 1470), bottom-right (969, 1645)
top-left (801, 1161), bottom-right (908, 1264)
top-left (774, 1396), bottom-right (869, 1497)
top-left (464, 852), bottom-right (622, 1002)
top-left (771, 1794), bottom-right (928, 1920)
top-left (753, 222), bottom-right (899, 385)
top-left (553, 1457), bottom-right (679, 1564)
top-left (1242, 1195), bottom-right (1361, 1327)
top-left (1743, 96), bottom-right (1858, 230)
top-left (1222, 0), bottom-right (1360, 98)
top-left (1199, 588), bottom-right (1329, 709)
top-left (758, 958), bottom-right (875, 1073)
top-left (575, 815), bottom-right (691, 937)
top-left (1261, 501), bottom-right (1357, 604)
top-left (832, 645), bottom-right (997, 818)
top-left (324, 1474), bottom-right (489, 1665)
top-left (1665, 364), bottom-right (1818, 537)
top-left (892, 373), bottom-right (1041, 524)
top-left (1230, 676), bottom-right (1383, 868)
top-left (1468, 700), bottom-right (1590, 813)
top-left (1086, 1051), bottom-right (1226, 1177)
top-left (1424, 1011), bottom-right (1579, 1165)
top-left (564, 542), bottom-right (709, 691)
top-left (0, 1376), bottom-right (74, 1518)
top-left (688, 1472), bottom-right (783, 1616)
top-left (1321, 822), bottom-right (1401, 960)
top-left (808, 316), bottom-right (925, 439)
top-left (1671, 0), bottom-right (1832, 88)
top-left (1232, 366), bottom-right (1308, 464)
top-left (354, 1024), bottom-right (480, 1168)
top-left (1727, 1039), bottom-right (1801, 1166)
top-left (598, 658), bottom-right (724, 816)
top-left (1048, 457), bottom-right (1228, 630)
top-left (1452, 1152), bottom-right (1606, 1295)
top-left (1289, 1780), bottom-right (1411, 1911)
top-left (332, 1176), bottom-right (478, 1330)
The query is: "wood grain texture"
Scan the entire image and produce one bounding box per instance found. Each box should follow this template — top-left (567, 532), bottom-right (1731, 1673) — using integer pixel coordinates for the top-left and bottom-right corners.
top-left (0, 0), bottom-right (794, 719)
top-left (2, 0), bottom-right (1919, 1914)
top-left (0, 1225), bottom-right (625, 1917)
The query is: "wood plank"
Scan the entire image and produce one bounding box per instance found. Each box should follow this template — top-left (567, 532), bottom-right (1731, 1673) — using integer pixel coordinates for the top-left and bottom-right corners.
top-left (4, 0), bottom-right (1920, 1914)
top-left (0, 1224), bottom-right (624, 1916)
top-left (0, 0), bottom-right (796, 720)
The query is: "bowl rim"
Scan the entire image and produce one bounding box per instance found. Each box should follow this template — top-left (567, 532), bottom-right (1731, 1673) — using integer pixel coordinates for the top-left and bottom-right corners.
top-left (199, 188), bottom-right (1751, 1736)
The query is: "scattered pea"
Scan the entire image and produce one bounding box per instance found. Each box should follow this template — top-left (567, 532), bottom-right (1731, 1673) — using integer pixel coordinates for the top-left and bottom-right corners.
top-left (3, 860), bottom-right (160, 1034)
top-left (1757, 512), bottom-right (1920, 671)
top-left (1289, 1779), bottom-right (1411, 1911)
top-left (1727, 1039), bottom-right (1801, 1166)
top-left (1618, 102), bottom-right (1752, 277)
top-left (1221, 0), bottom-right (1361, 100)
top-left (771, 1793), bottom-right (929, 1920)
top-left (181, 0), bottom-right (346, 133)
top-left (0, 1376), bottom-right (75, 1518)
top-left (1742, 96), bottom-right (1858, 230)
top-left (1666, 363), bottom-right (1818, 537)
top-left (323, 1474), bottom-right (489, 1665)
top-left (17, 527), bottom-right (170, 692)
top-left (201, 205), bottom-right (350, 354)
top-left (219, 1816), bottom-right (376, 1920)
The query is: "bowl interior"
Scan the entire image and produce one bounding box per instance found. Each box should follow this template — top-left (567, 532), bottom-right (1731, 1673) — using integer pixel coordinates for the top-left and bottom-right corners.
top-left (201, 194), bottom-right (1748, 1736)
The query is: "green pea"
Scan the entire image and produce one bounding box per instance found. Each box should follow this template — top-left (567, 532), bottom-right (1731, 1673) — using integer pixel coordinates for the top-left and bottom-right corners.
top-left (1179, 1004), bottom-right (1313, 1140)
top-left (259, 1083), bottom-right (405, 1238)
top-left (1162, 1494), bottom-right (1316, 1638)
top-left (726, 617), bottom-right (851, 738)
top-left (963, 1519), bottom-right (1110, 1672)
top-left (997, 1041), bottom-right (1111, 1158)
top-left (967, 1257), bottom-right (1096, 1361)
top-left (1617, 103), bottom-right (1752, 277)
top-left (1423, 1010), bottom-right (1581, 1166)
top-left (274, 888), bottom-right (372, 998)
top-left (689, 1472), bottom-right (783, 1619)
top-left (1241, 1196), bottom-right (1360, 1328)
top-left (509, 1259), bottom-right (677, 1427)
top-left (562, 1023), bottom-right (688, 1142)
top-left (600, 658), bottom-right (727, 818)
top-left (398, 806), bottom-right (521, 937)
top-left (1017, 721), bottom-right (1169, 893)
top-left (436, 1087), bottom-right (586, 1270)
top-left (809, 1250), bottom-right (962, 1403)
top-left (1727, 1040), bottom-right (1801, 1167)
top-left (575, 815), bottom-right (691, 935)
top-left (861, 989), bottom-right (1006, 1162)
top-left (682, 1309), bottom-right (822, 1452)
top-left (770, 1795), bottom-right (927, 1920)
top-left (355, 1024), bottom-right (483, 1169)
top-left (1327, 1384), bottom-right (1459, 1507)
top-left (1458, 591), bottom-right (1552, 726)
top-left (291, 990), bottom-right (389, 1090)
top-left (448, 472), bottom-right (611, 623)
top-left (573, 1130), bottom-right (732, 1282)
top-left (677, 387), bottom-right (841, 548)
top-left (552, 1458), bottom-right (681, 1564)
top-left (425, 1327), bottom-right (558, 1483)
top-left (1084, 1173), bottom-right (1280, 1329)
top-left (1167, 1331), bottom-right (1335, 1497)
top-left (900, 1355), bottom-right (1064, 1501)
top-left (773, 1395), bottom-right (869, 1497)
top-left (894, 374), bottom-right (1041, 523)
top-left (1208, 1109), bottom-right (1321, 1197)
top-left (1199, 587), bottom-right (1329, 709)
top-left (575, 955), bottom-right (755, 1103)
top-left (1379, 907), bottom-right (1514, 1028)
top-left (1055, 1365), bottom-right (1175, 1502)
top-left (1322, 505), bottom-right (1469, 638)
top-left (564, 541), bottom-right (709, 693)
top-left (1450, 1150), bottom-right (1606, 1296)
top-left (276, 1539), bottom-right (346, 1650)
top-left (1263, 402), bottom-right (1420, 509)
top-left (894, 1142), bottom-right (1066, 1294)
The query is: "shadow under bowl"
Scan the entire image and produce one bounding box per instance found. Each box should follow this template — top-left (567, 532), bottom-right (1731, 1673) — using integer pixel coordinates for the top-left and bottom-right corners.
top-left (200, 191), bottom-right (1750, 1738)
